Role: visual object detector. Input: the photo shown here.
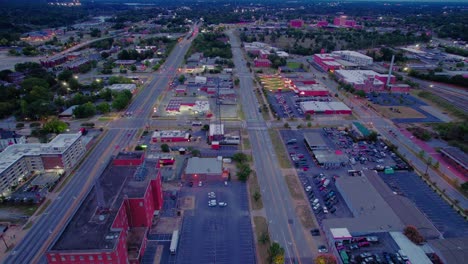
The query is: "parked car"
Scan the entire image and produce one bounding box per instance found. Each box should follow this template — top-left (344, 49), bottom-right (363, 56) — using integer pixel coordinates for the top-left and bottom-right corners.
top-left (318, 245), bottom-right (328, 253)
top-left (358, 241), bottom-right (370, 247)
top-left (218, 202), bottom-right (227, 207)
top-left (310, 229), bottom-right (320, 236)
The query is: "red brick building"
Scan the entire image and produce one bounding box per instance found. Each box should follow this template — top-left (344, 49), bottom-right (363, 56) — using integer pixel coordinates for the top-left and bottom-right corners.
top-left (46, 153), bottom-right (163, 264)
top-left (254, 58), bottom-right (272, 68)
top-left (289, 19), bottom-right (304, 28)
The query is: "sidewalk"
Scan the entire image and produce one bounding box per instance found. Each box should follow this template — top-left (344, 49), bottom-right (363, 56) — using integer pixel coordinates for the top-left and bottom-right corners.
top-left (399, 128), bottom-right (468, 182)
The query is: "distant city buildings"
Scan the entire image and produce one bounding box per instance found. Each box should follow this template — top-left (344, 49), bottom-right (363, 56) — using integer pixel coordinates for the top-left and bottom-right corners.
top-left (333, 16), bottom-right (362, 29)
top-left (289, 19), bottom-right (304, 28)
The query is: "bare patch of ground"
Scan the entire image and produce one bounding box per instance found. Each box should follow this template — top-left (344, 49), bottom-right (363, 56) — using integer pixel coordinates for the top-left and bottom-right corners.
top-left (179, 196), bottom-right (195, 210)
top-left (284, 174), bottom-right (304, 200)
top-left (295, 203), bottom-right (316, 229)
top-left (373, 105), bottom-right (426, 119)
top-left (153, 217), bottom-right (182, 234)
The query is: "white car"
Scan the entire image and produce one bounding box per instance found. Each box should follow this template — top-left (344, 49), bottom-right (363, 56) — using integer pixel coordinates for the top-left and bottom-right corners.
top-left (305, 186), bottom-right (312, 192)
top-left (313, 204), bottom-right (321, 211)
top-left (218, 202), bottom-right (227, 207)
top-left (198, 181), bottom-right (203, 187)
top-left (208, 202), bottom-right (217, 207)
top-left (224, 181), bottom-right (228, 186)
top-left (323, 206), bottom-right (329, 214)
top-left (208, 192), bottom-right (216, 198)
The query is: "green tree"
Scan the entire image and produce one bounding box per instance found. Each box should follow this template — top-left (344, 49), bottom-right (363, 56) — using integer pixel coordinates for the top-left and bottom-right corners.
top-left (161, 144), bottom-right (170, 152)
top-left (237, 163), bottom-right (251, 182)
top-left (191, 149), bottom-right (201, 157)
top-left (108, 76), bottom-right (133, 85)
top-left (258, 232), bottom-right (270, 244)
top-left (112, 90), bottom-right (133, 110)
top-left (461, 182), bottom-right (468, 194)
top-left (96, 102), bottom-right (111, 114)
top-left (253, 191), bottom-right (261, 202)
top-left (73, 102), bottom-right (97, 118)
top-left (232, 152), bottom-right (248, 163)
top-left (58, 70), bottom-right (73, 81)
top-left (178, 75), bottom-right (186, 83)
top-left (130, 65), bottom-right (137, 72)
top-left (268, 242), bottom-right (285, 264)
top-left (43, 118), bottom-right (68, 134)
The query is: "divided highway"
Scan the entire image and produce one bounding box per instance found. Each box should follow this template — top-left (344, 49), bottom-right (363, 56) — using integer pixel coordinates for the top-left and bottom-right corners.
top-left (4, 28), bottom-right (195, 264)
top-left (228, 30), bottom-right (314, 263)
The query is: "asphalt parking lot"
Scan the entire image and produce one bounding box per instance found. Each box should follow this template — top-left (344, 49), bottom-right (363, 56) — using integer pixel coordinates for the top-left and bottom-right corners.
top-left (336, 233), bottom-right (402, 264)
top-left (175, 181), bottom-right (256, 264)
top-left (379, 171), bottom-right (468, 238)
top-left (266, 91), bottom-right (335, 119)
top-left (280, 129), bottom-right (354, 223)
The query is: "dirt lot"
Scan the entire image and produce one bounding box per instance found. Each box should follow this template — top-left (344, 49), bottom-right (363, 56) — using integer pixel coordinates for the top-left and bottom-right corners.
top-left (153, 217), bottom-right (182, 234)
top-left (373, 105), bottom-right (426, 119)
top-left (179, 196), bottom-right (195, 210)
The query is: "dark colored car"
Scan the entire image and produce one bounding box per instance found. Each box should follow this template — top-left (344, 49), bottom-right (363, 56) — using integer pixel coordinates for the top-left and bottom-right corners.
top-left (310, 229), bottom-right (320, 236)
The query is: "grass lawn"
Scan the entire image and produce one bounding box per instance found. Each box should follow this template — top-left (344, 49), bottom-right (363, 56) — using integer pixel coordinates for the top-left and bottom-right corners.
top-left (242, 136), bottom-right (251, 150)
top-left (268, 129), bottom-right (292, 169)
top-left (287, 61), bottom-right (301, 69)
top-left (248, 171), bottom-right (263, 210)
top-left (253, 216), bottom-right (271, 264)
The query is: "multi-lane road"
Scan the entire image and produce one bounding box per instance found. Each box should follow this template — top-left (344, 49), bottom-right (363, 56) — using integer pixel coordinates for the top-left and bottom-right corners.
top-left (228, 30), bottom-right (314, 263)
top-left (4, 27), bottom-right (196, 264)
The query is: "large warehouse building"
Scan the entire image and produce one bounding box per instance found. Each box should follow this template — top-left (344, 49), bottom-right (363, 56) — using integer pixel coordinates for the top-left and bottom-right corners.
top-left (299, 101), bottom-right (352, 115)
top-left (334, 70), bottom-right (396, 92)
top-left (46, 153), bottom-right (163, 264)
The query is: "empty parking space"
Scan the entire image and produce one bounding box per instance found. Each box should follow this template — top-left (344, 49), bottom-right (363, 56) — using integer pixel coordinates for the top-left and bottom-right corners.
top-left (379, 171), bottom-right (468, 238)
top-left (175, 181), bottom-right (256, 264)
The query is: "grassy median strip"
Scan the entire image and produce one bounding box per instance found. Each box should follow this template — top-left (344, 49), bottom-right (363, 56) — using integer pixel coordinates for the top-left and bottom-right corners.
top-left (35, 199), bottom-right (51, 216)
top-left (242, 136), bottom-right (251, 150)
top-left (249, 171), bottom-right (263, 210)
top-left (295, 204), bottom-right (316, 229)
top-left (268, 129), bottom-right (292, 169)
top-left (285, 174), bottom-right (304, 200)
top-left (253, 216), bottom-right (271, 264)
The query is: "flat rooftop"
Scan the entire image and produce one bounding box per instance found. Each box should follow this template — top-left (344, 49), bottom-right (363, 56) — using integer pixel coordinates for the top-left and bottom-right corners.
top-left (50, 158), bottom-right (158, 251)
top-left (209, 124), bottom-right (224, 136)
top-left (296, 84), bottom-right (328, 91)
top-left (152, 130), bottom-right (189, 139)
top-left (185, 157), bottom-right (222, 175)
top-left (115, 152), bottom-right (144, 160)
top-left (303, 132), bottom-right (328, 148)
top-left (335, 70), bottom-right (391, 85)
top-left (312, 149), bottom-right (348, 164)
top-left (323, 172), bottom-right (403, 234)
top-left (332, 50), bottom-right (373, 60)
top-left (300, 101), bottom-right (351, 112)
top-left (0, 133), bottom-right (81, 175)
